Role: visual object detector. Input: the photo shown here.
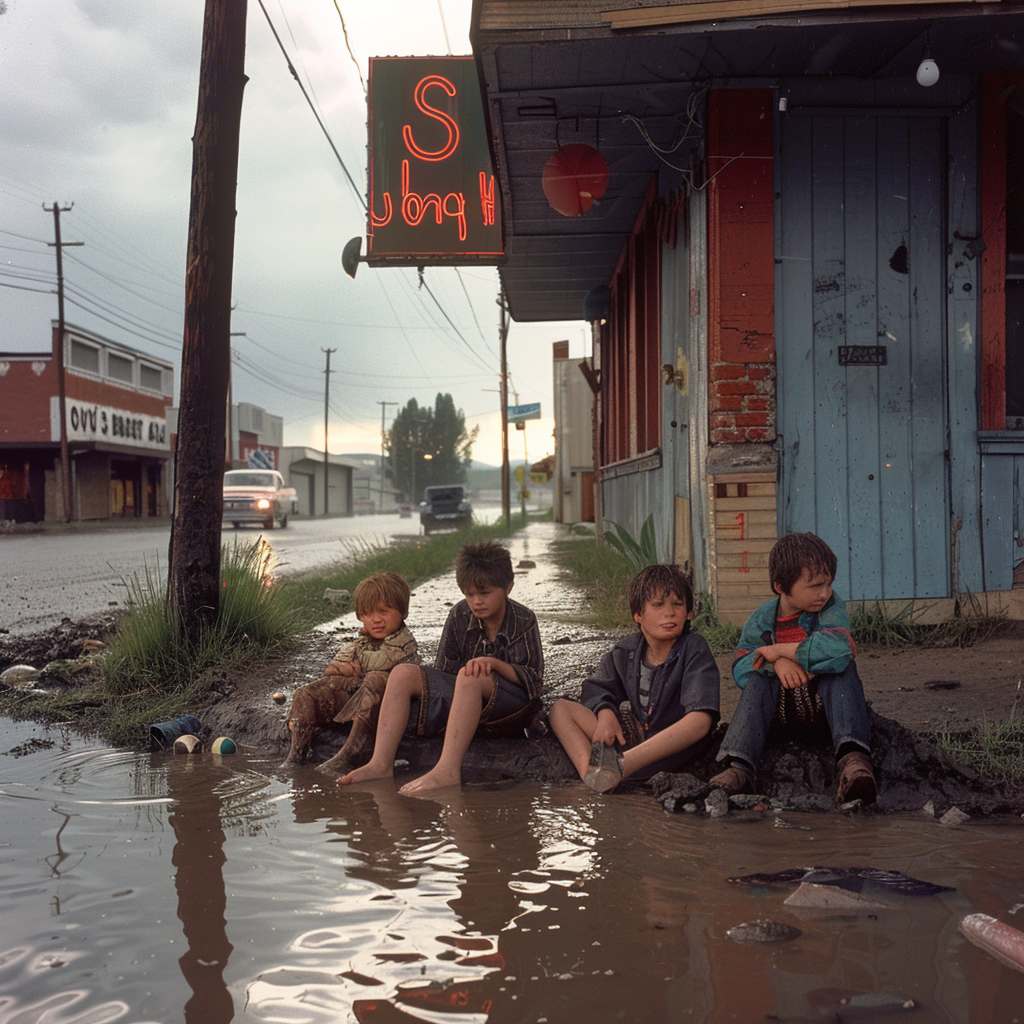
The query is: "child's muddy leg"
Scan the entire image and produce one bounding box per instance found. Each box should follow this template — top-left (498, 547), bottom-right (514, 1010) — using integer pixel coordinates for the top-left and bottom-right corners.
top-left (318, 673), bottom-right (387, 774)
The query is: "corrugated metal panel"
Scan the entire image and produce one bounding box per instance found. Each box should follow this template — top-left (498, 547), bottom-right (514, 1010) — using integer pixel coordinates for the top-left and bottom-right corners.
top-left (603, 462), bottom-right (672, 561)
top-left (777, 110), bottom-right (950, 600)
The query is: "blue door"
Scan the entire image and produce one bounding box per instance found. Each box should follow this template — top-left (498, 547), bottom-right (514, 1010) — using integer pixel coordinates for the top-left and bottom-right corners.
top-left (776, 113), bottom-right (949, 600)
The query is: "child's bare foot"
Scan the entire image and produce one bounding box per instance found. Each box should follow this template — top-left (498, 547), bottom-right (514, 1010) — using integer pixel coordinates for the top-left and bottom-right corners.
top-left (398, 767), bottom-right (461, 795)
top-left (337, 762), bottom-right (393, 786)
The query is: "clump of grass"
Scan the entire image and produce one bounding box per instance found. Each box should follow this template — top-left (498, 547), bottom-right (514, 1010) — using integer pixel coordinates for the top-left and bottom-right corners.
top-left (6, 539), bottom-right (297, 746)
top-left (692, 593), bottom-right (741, 654)
top-left (936, 689), bottom-right (1024, 785)
top-left (849, 600), bottom-right (1004, 649)
top-left (552, 537), bottom-right (739, 651)
top-left (104, 537), bottom-right (294, 696)
top-left (552, 535), bottom-right (634, 628)
top-left (603, 513), bottom-right (658, 572)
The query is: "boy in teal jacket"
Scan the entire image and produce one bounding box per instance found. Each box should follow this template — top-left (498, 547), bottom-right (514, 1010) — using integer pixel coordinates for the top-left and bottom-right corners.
top-left (710, 532), bottom-right (876, 803)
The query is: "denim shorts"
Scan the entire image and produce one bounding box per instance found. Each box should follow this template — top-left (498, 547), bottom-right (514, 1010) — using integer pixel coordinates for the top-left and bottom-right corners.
top-left (407, 665), bottom-right (532, 737)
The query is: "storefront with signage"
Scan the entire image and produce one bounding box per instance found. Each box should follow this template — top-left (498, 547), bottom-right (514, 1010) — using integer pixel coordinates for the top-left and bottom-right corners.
top-left (0, 323), bottom-right (174, 522)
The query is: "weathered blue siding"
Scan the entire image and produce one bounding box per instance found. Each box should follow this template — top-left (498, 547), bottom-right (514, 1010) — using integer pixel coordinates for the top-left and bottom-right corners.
top-left (775, 80), bottom-right (983, 602)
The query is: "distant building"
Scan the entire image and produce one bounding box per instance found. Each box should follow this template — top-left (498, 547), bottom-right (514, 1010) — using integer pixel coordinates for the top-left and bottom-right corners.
top-left (278, 447), bottom-right (359, 517)
top-left (0, 322), bottom-right (173, 522)
top-left (552, 341), bottom-right (596, 525)
top-left (349, 453), bottom-right (403, 514)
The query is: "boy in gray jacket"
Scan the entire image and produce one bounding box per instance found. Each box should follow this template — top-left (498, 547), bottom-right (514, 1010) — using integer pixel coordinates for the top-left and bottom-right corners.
top-left (550, 564), bottom-right (720, 792)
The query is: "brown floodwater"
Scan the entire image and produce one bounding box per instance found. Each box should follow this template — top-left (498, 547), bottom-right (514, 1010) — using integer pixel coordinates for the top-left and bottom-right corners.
top-left (2, 716), bottom-right (1022, 1024)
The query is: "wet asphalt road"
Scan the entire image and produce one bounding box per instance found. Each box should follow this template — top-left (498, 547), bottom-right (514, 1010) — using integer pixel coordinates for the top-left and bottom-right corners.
top-left (0, 512), bottom-right (504, 635)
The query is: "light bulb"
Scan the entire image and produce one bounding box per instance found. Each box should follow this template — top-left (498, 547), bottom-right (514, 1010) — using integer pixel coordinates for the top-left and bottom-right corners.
top-left (916, 57), bottom-right (939, 87)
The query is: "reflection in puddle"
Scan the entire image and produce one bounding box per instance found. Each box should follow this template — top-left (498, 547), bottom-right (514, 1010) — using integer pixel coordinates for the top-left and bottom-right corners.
top-left (2, 716), bottom-right (1024, 1023)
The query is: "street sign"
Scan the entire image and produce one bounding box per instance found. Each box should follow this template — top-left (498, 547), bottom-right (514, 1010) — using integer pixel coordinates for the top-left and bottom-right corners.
top-left (508, 402), bottom-right (541, 423)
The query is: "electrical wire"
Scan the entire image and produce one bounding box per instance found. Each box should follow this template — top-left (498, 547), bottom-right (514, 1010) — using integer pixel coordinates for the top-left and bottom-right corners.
top-left (62, 295), bottom-right (180, 353)
top-left (0, 280), bottom-right (52, 294)
top-left (331, 0), bottom-right (366, 94)
top-left (255, 0), bottom-right (366, 210)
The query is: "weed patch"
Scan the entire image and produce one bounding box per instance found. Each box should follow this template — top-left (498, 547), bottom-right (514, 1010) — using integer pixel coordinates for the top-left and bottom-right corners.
top-left (551, 538), bottom-right (739, 652)
top-left (936, 697), bottom-right (1024, 786)
top-left (849, 601), bottom-right (1005, 649)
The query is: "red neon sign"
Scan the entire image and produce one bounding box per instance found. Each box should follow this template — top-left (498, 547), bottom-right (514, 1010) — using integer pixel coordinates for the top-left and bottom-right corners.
top-left (402, 76), bottom-right (460, 161)
top-left (368, 57), bottom-right (503, 264)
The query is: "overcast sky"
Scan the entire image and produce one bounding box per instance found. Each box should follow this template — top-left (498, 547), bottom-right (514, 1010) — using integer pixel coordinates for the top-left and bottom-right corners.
top-left (0, 0), bottom-right (586, 465)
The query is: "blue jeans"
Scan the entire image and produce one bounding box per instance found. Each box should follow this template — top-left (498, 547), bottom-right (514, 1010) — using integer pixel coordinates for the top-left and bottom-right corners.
top-left (716, 662), bottom-right (871, 768)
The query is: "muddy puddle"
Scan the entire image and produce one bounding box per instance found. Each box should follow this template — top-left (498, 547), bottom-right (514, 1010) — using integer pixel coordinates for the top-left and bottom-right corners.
top-left (2, 715), bottom-right (1022, 1024)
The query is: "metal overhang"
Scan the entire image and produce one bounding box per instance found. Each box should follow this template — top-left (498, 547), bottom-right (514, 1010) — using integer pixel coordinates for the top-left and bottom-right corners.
top-left (472, 2), bottom-right (1024, 322)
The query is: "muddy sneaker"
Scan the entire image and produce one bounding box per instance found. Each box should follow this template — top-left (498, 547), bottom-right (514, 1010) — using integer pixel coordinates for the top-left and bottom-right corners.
top-left (584, 741), bottom-right (623, 794)
top-left (709, 762), bottom-right (756, 795)
top-left (836, 750), bottom-right (877, 804)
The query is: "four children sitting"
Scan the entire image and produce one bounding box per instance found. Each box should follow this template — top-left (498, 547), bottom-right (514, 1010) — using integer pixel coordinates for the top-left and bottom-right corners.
top-left (292, 532), bottom-right (876, 805)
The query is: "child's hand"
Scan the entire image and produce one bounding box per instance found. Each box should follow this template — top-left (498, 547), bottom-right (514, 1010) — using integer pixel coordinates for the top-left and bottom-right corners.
top-left (774, 657), bottom-right (813, 689)
top-left (462, 657), bottom-right (496, 678)
top-left (593, 709), bottom-right (626, 747)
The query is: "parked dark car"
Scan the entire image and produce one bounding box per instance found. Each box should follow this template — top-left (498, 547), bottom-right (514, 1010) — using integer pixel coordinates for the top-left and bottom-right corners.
top-left (418, 485), bottom-right (472, 534)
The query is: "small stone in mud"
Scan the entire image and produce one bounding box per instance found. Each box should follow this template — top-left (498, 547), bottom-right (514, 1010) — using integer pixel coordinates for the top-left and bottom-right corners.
top-left (924, 679), bottom-right (960, 690)
top-left (706, 789), bottom-right (729, 818)
top-left (729, 794), bottom-right (769, 810)
top-left (551, 636), bottom-right (572, 645)
top-left (272, 691), bottom-right (287, 704)
top-left (940, 806), bottom-right (971, 826)
top-left (726, 920), bottom-right (802, 944)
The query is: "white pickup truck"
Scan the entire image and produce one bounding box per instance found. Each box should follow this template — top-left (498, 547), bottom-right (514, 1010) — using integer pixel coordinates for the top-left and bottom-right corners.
top-left (222, 470), bottom-right (299, 530)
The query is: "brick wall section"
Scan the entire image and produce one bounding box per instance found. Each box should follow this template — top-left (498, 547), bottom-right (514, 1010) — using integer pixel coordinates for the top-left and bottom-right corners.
top-left (66, 370), bottom-right (172, 417)
top-left (0, 358), bottom-right (58, 443)
top-left (707, 89), bottom-right (776, 445)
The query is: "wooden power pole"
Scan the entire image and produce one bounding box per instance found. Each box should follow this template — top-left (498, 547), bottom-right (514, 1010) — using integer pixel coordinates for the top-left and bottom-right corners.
top-left (44, 202), bottom-right (83, 523)
top-left (170, 0), bottom-right (248, 645)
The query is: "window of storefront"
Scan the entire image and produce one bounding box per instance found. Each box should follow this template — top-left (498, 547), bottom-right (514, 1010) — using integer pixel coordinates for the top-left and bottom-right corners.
top-left (140, 364), bottom-right (163, 392)
top-left (70, 339), bottom-right (99, 374)
top-left (601, 189), bottom-right (661, 466)
top-left (107, 352), bottom-right (133, 384)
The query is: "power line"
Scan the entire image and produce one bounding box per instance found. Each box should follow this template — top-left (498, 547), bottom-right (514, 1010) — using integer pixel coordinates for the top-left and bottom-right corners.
top-left (255, 0), bottom-right (365, 210)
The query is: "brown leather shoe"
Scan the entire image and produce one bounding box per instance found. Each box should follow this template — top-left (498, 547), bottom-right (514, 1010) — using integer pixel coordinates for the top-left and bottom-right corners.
top-left (836, 750), bottom-right (877, 804)
top-left (710, 763), bottom-right (756, 795)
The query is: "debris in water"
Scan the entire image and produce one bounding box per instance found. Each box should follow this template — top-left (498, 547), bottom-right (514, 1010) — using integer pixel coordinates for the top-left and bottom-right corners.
top-left (959, 913), bottom-right (1024, 975)
top-left (1, 664), bottom-right (42, 687)
top-left (784, 882), bottom-right (890, 910)
top-left (173, 734), bottom-right (202, 754)
top-left (727, 867), bottom-right (954, 896)
top-left (837, 991), bottom-right (916, 1019)
top-left (726, 919), bottom-right (802, 944)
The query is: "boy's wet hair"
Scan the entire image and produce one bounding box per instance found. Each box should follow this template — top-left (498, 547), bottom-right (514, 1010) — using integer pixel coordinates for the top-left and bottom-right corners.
top-left (627, 564), bottom-right (694, 619)
top-left (353, 571), bottom-right (411, 619)
top-left (769, 532), bottom-right (837, 595)
top-left (455, 541), bottom-right (514, 593)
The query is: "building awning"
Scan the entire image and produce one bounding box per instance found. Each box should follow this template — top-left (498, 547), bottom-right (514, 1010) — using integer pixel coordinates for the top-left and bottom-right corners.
top-left (472, 0), bottom-right (1024, 322)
